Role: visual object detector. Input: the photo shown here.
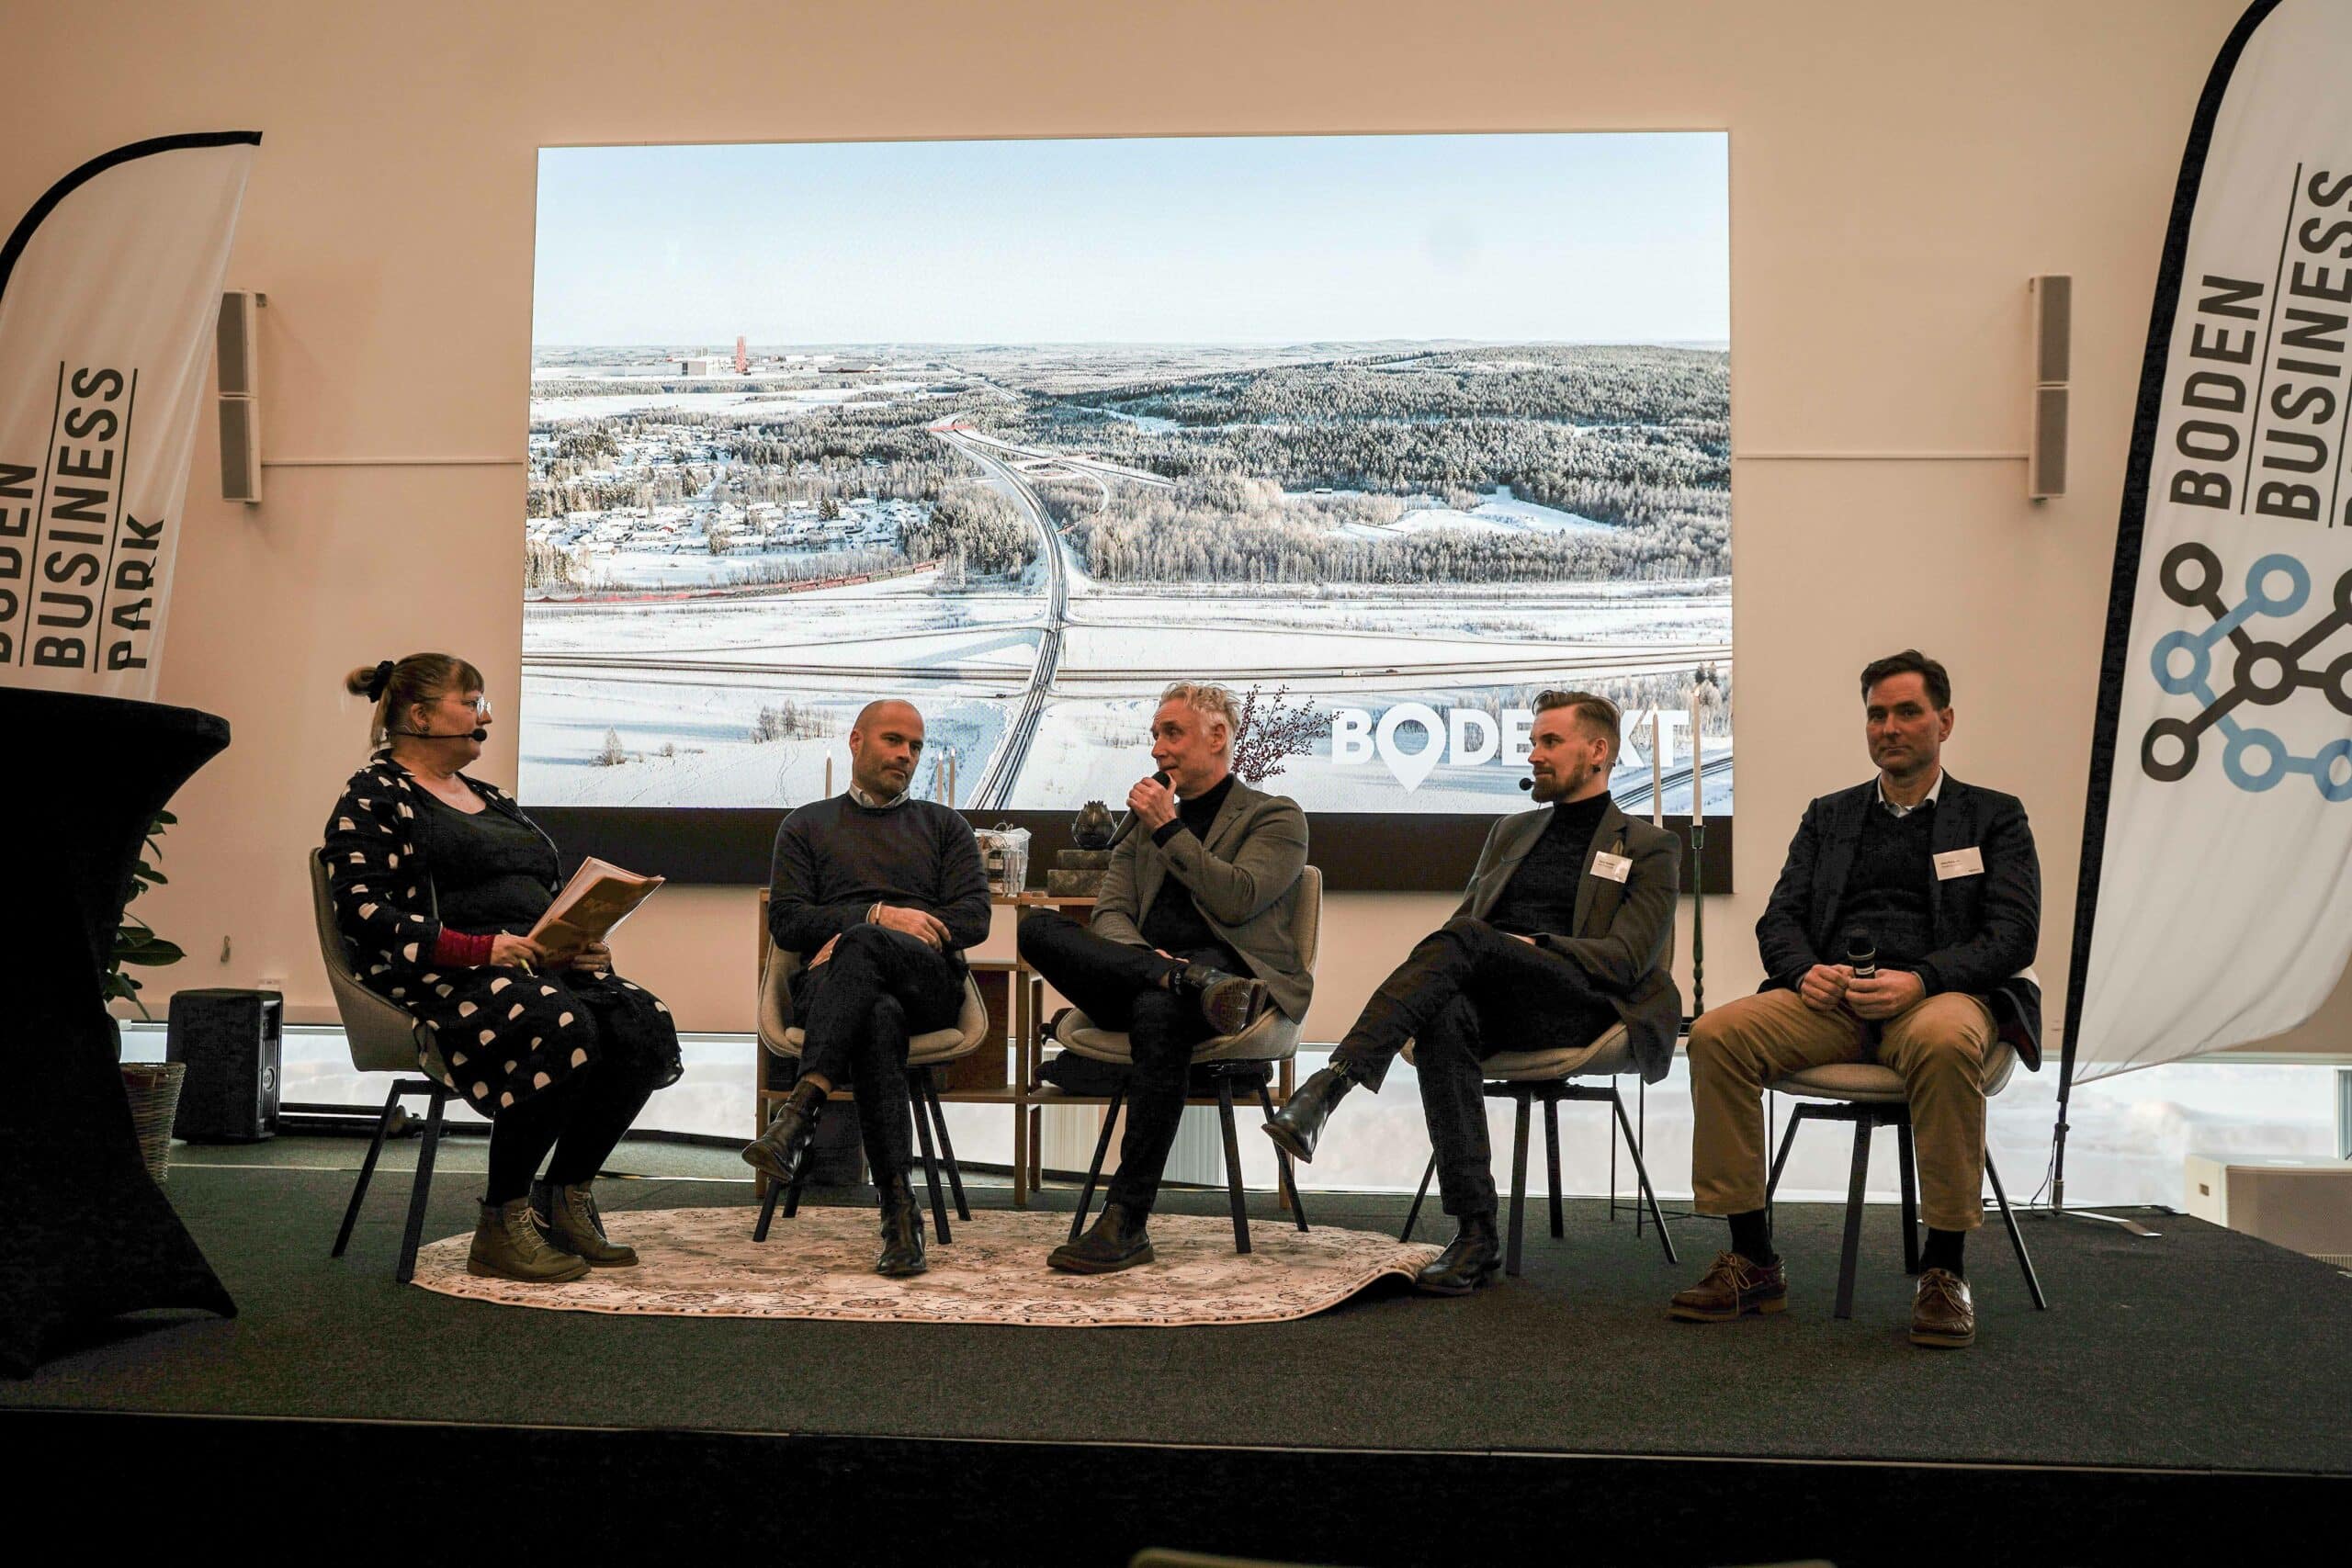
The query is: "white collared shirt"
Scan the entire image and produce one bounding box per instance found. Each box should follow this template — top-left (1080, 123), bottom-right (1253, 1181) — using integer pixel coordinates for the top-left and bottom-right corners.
top-left (1878, 768), bottom-right (1944, 818)
top-left (847, 783), bottom-right (909, 810)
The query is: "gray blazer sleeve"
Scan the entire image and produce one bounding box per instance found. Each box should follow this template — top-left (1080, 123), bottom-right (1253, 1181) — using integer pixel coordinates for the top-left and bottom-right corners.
top-left (1158, 795), bottom-right (1309, 926)
top-left (1086, 829), bottom-right (1150, 948)
top-left (1540, 827), bottom-right (1680, 995)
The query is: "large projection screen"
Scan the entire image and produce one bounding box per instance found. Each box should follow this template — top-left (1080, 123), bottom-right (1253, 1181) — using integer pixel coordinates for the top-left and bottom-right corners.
top-left (522, 134), bottom-right (1731, 887)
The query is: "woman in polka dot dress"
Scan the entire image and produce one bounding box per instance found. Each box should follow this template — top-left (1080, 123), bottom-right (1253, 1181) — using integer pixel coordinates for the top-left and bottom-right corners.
top-left (323, 653), bottom-right (681, 1283)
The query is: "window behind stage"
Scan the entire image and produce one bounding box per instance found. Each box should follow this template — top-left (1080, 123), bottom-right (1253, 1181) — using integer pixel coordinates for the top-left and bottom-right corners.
top-left (518, 133), bottom-right (1732, 845)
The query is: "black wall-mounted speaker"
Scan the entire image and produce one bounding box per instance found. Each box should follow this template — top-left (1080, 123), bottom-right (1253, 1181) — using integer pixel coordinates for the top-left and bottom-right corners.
top-left (166, 988), bottom-right (282, 1143)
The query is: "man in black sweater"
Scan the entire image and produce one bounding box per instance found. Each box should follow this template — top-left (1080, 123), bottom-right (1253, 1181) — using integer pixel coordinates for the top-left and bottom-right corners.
top-left (741, 699), bottom-right (990, 1277)
top-left (1265, 691), bottom-right (1683, 1294)
top-left (1672, 650), bottom-right (2041, 1348)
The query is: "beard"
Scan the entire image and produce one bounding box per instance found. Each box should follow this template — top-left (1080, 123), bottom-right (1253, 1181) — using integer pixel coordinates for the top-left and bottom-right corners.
top-left (1529, 757), bottom-right (1598, 804)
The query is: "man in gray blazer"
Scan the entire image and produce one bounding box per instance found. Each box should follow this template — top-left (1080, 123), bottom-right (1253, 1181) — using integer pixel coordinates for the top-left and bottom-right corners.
top-left (1019, 681), bottom-right (1311, 1274)
top-left (1266, 690), bottom-right (1682, 1293)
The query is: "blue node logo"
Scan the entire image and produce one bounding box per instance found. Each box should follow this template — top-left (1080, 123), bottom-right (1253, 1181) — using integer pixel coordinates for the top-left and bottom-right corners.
top-left (2142, 544), bottom-right (2352, 802)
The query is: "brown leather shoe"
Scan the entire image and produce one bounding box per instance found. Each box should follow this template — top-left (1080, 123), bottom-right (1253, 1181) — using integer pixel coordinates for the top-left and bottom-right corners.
top-left (1668, 1250), bottom-right (1788, 1322)
top-left (1910, 1267), bottom-right (1975, 1348)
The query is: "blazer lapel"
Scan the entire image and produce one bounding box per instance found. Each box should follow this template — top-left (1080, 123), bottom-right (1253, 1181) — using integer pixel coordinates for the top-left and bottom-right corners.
top-left (1571, 801), bottom-right (1630, 933)
top-left (1202, 782), bottom-right (1251, 858)
top-left (1811, 784), bottom-right (1871, 940)
top-left (1467, 809), bottom-right (1547, 920)
top-left (1928, 774), bottom-right (1971, 938)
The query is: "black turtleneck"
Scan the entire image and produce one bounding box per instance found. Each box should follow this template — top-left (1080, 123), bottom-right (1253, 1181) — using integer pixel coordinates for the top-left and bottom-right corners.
top-left (1484, 792), bottom-right (1612, 939)
top-left (1143, 773), bottom-right (1244, 963)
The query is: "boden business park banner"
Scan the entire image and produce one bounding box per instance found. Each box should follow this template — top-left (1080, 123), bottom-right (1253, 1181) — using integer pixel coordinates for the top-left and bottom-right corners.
top-left (2069, 0), bottom-right (2352, 1080)
top-left (0, 132), bottom-right (257, 700)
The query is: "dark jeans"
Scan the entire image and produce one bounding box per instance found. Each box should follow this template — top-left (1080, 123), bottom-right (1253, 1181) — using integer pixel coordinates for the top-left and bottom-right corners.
top-left (1334, 916), bottom-right (1620, 1218)
top-left (792, 924), bottom-right (966, 1187)
top-left (484, 974), bottom-right (680, 1203)
top-left (1018, 910), bottom-right (1233, 1215)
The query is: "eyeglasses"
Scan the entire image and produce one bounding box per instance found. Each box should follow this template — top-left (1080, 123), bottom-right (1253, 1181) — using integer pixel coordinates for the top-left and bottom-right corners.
top-left (447, 693), bottom-right (493, 720)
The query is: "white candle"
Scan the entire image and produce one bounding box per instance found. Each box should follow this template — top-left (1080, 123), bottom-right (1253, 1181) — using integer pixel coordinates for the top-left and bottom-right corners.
top-left (1649, 709), bottom-right (1664, 827)
top-left (826, 756), bottom-right (834, 797)
top-left (1690, 686), bottom-right (1704, 825)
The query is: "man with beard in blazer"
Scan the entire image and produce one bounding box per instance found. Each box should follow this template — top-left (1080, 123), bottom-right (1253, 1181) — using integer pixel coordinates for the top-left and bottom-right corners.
top-left (1671, 649), bottom-right (2040, 1348)
top-left (1264, 690), bottom-right (1682, 1294)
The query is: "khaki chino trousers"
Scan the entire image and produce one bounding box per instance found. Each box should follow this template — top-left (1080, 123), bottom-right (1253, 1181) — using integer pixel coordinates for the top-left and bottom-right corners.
top-left (1689, 987), bottom-right (1996, 1231)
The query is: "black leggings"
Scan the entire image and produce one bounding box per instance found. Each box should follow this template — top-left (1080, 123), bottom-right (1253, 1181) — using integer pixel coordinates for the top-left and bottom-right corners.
top-left (482, 1003), bottom-right (676, 1203)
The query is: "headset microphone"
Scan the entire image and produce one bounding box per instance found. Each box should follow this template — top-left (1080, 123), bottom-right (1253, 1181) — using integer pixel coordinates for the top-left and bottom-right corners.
top-left (1518, 777), bottom-right (1535, 791)
top-left (394, 727), bottom-right (488, 742)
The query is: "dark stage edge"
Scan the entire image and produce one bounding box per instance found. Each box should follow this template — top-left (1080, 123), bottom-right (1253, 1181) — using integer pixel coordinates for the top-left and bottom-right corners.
top-left (12, 1156), bottom-right (2350, 1565)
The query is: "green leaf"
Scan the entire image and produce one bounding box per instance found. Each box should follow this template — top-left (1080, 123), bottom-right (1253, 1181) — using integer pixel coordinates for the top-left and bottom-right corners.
top-left (152, 809), bottom-right (177, 826)
top-left (134, 861), bottom-right (167, 886)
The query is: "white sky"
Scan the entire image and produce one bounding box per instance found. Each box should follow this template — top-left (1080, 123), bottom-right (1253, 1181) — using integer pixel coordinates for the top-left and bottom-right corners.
top-left (533, 132), bottom-right (1728, 345)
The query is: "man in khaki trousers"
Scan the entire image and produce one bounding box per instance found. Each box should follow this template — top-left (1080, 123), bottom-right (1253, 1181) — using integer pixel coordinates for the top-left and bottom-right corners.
top-left (1672, 650), bottom-right (2041, 1348)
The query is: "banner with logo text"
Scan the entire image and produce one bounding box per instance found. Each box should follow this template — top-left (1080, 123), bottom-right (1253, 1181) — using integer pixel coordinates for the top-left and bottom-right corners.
top-left (2068, 0), bottom-right (2352, 1081)
top-left (0, 132), bottom-right (259, 700)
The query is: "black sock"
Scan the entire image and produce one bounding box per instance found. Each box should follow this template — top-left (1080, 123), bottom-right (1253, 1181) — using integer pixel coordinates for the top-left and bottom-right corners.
top-left (1727, 1208), bottom-right (1777, 1267)
top-left (1921, 1227), bottom-right (1966, 1277)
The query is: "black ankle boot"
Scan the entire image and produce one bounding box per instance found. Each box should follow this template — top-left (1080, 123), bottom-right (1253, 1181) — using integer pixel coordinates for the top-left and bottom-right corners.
top-left (1047, 1201), bottom-right (1157, 1274)
top-left (1414, 1212), bottom-right (1501, 1296)
top-left (1261, 1064), bottom-right (1357, 1163)
top-left (1172, 963), bottom-right (1272, 1036)
top-left (740, 1079), bottom-right (824, 1187)
top-left (875, 1175), bottom-right (928, 1278)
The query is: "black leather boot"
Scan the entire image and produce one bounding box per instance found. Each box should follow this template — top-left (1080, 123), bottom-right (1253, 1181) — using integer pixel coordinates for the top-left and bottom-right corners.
top-left (740, 1079), bottom-right (824, 1187)
top-left (1173, 963), bottom-right (1272, 1036)
top-left (875, 1175), bottom-right (928, 1278)
top-left (1261, 1064), bottom-right (1358, 1163)
top-left (1047, 1201), bottom-right (1157, 1274)
top-left (1414, 1212), bottom-right (1502, 1295)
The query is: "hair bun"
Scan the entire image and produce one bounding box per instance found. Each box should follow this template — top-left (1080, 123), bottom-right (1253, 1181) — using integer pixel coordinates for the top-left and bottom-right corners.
top-left (361, 659), bottom-right (396, 702)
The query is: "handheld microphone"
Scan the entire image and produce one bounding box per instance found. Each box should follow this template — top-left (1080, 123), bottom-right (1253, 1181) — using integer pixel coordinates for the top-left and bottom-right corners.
top-left (1106, 772), bottom-right (1172, 849)
top-left (393, 727), bottom-right (489, 742)
top-left (1846, 931), bottom-right (1877, 979)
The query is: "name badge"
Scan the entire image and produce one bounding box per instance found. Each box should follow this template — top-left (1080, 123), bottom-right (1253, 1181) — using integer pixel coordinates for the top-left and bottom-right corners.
top-left (1591, 851), bottom-right (1633, 884)
top-left (1934, 846), bottom-right (1985, 880)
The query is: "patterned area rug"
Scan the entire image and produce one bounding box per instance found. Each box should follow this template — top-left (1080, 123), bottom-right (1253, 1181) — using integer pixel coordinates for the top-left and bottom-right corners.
top-left (411, 1206), bottom-right (1440, 1326)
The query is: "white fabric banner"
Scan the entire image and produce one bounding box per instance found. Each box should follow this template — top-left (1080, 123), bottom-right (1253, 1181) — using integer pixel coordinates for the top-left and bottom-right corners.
top-left (2071, 0), bottom-right (2352, 1080)
top-left (0, 132), bottom-right (257, 699)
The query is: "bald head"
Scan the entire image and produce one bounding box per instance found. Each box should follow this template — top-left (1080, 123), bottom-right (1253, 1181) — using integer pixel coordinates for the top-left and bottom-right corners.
top-left (848, 698), bottom-right (925, 799)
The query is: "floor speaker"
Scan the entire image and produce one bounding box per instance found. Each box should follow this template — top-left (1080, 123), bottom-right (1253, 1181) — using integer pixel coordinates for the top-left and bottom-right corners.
top-left (167, 988), bottom-right (282, 1142)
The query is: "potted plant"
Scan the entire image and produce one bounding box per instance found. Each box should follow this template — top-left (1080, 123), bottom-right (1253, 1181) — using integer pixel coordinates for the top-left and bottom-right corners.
top-left (110, 808), bottom-right (188, 1183)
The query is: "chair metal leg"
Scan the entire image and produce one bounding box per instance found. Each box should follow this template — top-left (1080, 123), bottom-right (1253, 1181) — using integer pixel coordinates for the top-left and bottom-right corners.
top-left (1610, 1086), bottom-right (1623, 1224)
top-left (924, 1069), bottom-right (970, 1222)
top-left (1985, 1150), bottom-right (2049, 1310)
top-left (1896, 1119), bottom-right (1921, 1275)
top-left (333, 1082), bottom-right (403, 1258)
top-left (909, 1083), bottom-right (952, 1245)
top-left (1216, 1076), bottom-right (1250, 1255)
top-left (395, 1087), bottom-right (447, 1286)
top-left (1505, 1089), bottom-right (1532, 1278)
top-left (784, 1137), bottom-right (811, 1217)
top-left (1834, 1117), bottom-right (1872, 1321)
top-left (1400, 1151), bottom-right (1438, 1243)
top-left (1543, 1093), bottom-right (1566, 1239)
top-left (1633, 1075), bottom-right (1646, 1235)
top-left (1256, 1080), bottom-right (1308, 1232)
top-left (1609, 1088), bottom-right (1679, 1265)
top-left (753, 1177), bottom-right (783, 1242)
top-left (1766, 1103), bottom-right (1807, 1205)
top-left (1069, 1086), bottom-right (1122, 1242)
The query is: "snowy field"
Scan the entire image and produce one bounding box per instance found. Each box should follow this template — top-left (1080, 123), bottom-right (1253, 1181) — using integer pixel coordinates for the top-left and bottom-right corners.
top-left (528, 381), bottom-right (927, 422)
top-left (1337, 486), bottom-right (1611, 539)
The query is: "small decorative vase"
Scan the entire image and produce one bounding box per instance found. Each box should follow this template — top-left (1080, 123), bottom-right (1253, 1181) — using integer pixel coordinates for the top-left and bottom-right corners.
top-left (1071, 800), bottom-right (1115, 850)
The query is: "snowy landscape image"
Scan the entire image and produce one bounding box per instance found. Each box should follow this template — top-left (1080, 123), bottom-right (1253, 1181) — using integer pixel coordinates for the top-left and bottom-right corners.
top-left (521, 134), bottom-right (1732, 815)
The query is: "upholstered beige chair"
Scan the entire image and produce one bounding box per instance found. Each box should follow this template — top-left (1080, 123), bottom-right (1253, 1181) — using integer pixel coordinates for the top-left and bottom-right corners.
top-left (311, 851), bottom-right (452, 1283)
top-left (1398, 1021), bottom-right (1678, 1276)
top-left (1047, 867), bottom-right (1323, 1255)
top-left (1764, 1040), bottom-right (2048, 1318)
top-left (752, 936), bottom-right (991, 1243)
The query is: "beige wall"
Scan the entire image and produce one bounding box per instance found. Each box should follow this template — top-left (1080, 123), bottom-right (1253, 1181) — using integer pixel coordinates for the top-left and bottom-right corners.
top-left (11, 0), bottom-right (2292, 1052)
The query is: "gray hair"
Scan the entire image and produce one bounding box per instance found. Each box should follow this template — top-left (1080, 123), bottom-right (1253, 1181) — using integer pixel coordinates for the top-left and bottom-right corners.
top-left (1157, 681), bottom-right (1242, 757)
